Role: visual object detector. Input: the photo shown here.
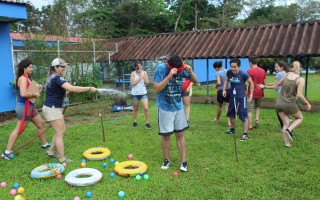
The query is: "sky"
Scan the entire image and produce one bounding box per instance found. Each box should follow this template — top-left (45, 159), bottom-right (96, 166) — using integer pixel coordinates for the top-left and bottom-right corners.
top-left (28, 0), bottom-right (53, 9)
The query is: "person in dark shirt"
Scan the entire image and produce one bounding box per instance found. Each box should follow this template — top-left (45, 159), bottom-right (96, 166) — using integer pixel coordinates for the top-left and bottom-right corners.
top-left (42, 58), bottom-right (97, 163)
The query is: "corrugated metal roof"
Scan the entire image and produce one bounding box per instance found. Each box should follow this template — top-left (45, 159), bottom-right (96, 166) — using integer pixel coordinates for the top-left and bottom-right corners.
top-left (107, 20), bottom-right (320, 61)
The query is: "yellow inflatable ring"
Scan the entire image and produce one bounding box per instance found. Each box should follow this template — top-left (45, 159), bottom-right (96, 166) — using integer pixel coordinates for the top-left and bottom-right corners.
top-left (83, 147), bottom-right (111, 160)
top-left (30, 163), bottom-right (65, 179)
top-left (65, 168), bottom-right (102, 186)
top-left (114, 160), bottom-right (148, 177)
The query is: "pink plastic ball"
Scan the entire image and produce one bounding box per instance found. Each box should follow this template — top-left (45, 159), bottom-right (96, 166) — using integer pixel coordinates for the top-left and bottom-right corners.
top-left (74, 197), bottom-right (81, 200)
top-left (10, 189), bottom-right (17, 195)
top-left (62, 163), bottom-right (67, 167)
top-left (128, 154), bottom-right (133, 159)
top-left (173, 172), bottom-right (179, 177)
top-left (56, 174), bottom-right (62, 179)
top-left (0, 182), bottom-right (6, 187)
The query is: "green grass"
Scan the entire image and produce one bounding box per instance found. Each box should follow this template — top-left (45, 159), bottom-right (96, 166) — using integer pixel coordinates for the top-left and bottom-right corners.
top-left (1, 100), bottom-right (320, 199)
top-left (191, 73), bottom-right (320, 103)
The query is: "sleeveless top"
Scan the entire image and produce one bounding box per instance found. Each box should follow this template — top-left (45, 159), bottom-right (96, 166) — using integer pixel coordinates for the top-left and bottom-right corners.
top-left (276, 73), bottom-right (299, 106)
top-left (131, 71), bottom-right (147, 95)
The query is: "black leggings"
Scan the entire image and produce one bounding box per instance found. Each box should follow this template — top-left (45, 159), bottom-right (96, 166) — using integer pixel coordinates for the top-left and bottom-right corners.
top-left (276, 112), bottom-right (283, 128)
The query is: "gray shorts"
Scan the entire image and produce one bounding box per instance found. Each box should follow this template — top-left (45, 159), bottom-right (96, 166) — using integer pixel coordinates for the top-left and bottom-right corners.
top-left (247, 98), bottom-right (262, 112)
top-left (42, 105), bottom-right (64, 122)
top-left (16, 105), bottom-right (39, 120)
top-left (158, 108), bottom-right (189, 135)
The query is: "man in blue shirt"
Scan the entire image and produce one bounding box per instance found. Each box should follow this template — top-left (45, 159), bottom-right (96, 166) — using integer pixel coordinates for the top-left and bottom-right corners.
top-left (154, 55), bottom-right (198, 172)
top-left (223, 58), bottom-right (253, 141)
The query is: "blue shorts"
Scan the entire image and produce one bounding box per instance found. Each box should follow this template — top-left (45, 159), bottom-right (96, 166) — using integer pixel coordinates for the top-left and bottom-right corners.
top-left (131, 94), bottom-right (148, 101)
top-left (227, 97), bottom-right (248, 122)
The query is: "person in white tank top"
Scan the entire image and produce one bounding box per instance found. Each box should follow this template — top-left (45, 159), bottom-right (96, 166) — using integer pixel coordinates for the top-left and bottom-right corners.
top-left (130, 63), bottom-right (152, 129)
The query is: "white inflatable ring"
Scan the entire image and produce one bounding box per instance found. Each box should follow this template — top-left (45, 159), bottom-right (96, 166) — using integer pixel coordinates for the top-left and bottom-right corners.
top-left (65, 168), bottom-right (102, 186)
top-left (83, 147), bottom-right (111, 160)
top-left (114, 160), bottom-right (148, 177)
top-left (30, 163), bottom-right (65, 179)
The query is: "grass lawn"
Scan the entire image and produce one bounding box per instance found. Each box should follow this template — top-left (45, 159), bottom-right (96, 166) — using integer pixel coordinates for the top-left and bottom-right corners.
top-left (0, 99), bottom-right (319, 199)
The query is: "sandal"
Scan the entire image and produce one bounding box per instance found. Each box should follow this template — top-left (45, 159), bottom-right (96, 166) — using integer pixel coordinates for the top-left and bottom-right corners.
top-left (254, 120), bottom-right (259, 128)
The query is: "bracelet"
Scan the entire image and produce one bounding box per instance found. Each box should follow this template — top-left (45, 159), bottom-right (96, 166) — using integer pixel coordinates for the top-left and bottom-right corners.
top-left (264, 85), bottom-right (267, 89)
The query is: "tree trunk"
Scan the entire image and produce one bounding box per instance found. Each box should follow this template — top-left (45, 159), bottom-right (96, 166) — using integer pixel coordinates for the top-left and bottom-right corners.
top-left (174, 0), bottom-right (185, 32)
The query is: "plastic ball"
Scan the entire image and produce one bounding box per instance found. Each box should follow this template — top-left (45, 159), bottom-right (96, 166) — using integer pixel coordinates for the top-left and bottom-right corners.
top-left (128, 154), bottom-right (133, 159)
top-left (109, 173), bottom-right (116, 179)
top-left (20, 197), bottom-right (26, 200)
top-left (143, 174), bottom-right (150, 180)
top-left (102, 162), bottom-right (108, 168)
top-left (10, 189), bottom-right (17, 195)
top-left (81, 159), bottom-right (87, 163)
top-left (74, 196), bottom-right (81, 200)
top-left (15, 195), bottom-right (22, 200)
top-left (81, 162), bottom-right (86, 167)
top-left (135, 175), bottom-right (142, 181)
top-left (62, 162), bottom-right (67, 167)
top-left (13, 182), bottom-right (20, 189)
top-left (115, 161), bottom-right (119, 166)
top-left (86, 191), bottom-right (93, 198)
top-left (17, 187), bottom-right (24, 193)
top-left (110, 159), bottom-right (115, 164)
top-left (118, 191), bottom-right (125, 198)
top-left (173, 172), bottom-right (179, 177)
top-left (0, 182), bottom-right (6, 187)
top-left (56, 174), bottom-right (62, 179)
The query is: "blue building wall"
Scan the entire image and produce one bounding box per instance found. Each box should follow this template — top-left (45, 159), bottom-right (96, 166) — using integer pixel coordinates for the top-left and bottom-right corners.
top-left (0, 23), bottom-right (16, 112)
top-left (0, 2), bottom-right (27, 112)
top-left (0, 3), bottom-right (27, 21)
top-left (193, 58), bottom-right (250, 83)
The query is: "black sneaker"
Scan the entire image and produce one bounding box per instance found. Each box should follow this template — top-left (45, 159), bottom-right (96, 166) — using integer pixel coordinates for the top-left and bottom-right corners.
top-left (41, 142), bottom-right (51, 149)
top-left (226, 128), bottom-right (235, 134)
top-left (133, 122), bottom-right (137, 127)
top-left (180, 161), bottom-right (188, 172)
top-left (161, 159), bottom-right (171, 169)
top-left (285, 129), bottom-right (293, 141)
top-left (240, 134), bottom-right (248, 141)
top-left (1, 151), bottom-right (14, 160)
top-left (146, 123), bottom-right (152, 130)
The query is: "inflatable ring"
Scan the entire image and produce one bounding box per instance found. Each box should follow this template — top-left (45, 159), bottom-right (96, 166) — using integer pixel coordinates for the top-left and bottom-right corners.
top-left (83, 147), bottom-right (111, 160)
top-left (65, 168), bottom-right (102, 186)
top-left (30, 163), bottom-right (65, 179)
top-left (114, 160), bottom-right (148, 177)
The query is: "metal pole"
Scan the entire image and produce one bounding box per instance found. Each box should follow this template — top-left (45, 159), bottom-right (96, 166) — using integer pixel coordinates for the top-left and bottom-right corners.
top-left (305, 56), bottom-right (309, 97)
top-left (206, 58), bottom-right (209, 97)
top-left (93, 41), bottom-right (96, 66)
top-left (57, 40), bottom-right (60, 58)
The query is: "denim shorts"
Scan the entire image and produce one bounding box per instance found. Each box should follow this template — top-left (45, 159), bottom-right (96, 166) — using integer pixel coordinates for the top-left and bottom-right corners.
top-left (131, 94), bottom-right (148, 101)
top-left (16, 104), bottom-right (39, 120)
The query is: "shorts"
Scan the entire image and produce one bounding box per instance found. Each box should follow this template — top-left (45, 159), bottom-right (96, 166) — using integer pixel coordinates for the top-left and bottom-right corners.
top-left (158, 108), bottom-right (189, 135)
top-left (217, 89), bottom-right (231, 104)
top-left (247, 98), bottom-right (262, 112)
top-left (275, 103), bottom-right (299, 115)
top-left (131, 94), bottom-right (148, 101)
top-left (42, 105), bottom-right (64, 122)
top-left (16, 105), bottom-right (39, 120)
top-left (227, 97), bottom-right (248, 122)
top-left (182, 90), bottom-right (190, 97)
